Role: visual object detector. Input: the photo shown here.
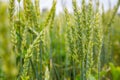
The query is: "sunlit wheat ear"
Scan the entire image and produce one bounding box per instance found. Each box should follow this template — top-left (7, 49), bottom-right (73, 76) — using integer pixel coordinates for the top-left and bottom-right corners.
top-left (9, 1), bottom-right (17, 74)
top-left (21, 31), bottom-right (44, 79)
top-left (64, 8), bottom-right (71, 77)
top-left (72, 0), bottom-right (84, 79)
top-left (64, 7), bottom-right (77, 79)
top-left (9, 0), bottom-right (15, 21)
top-left (47, 1), bottom-right (56, 79)
top-left (34, 0), bottom-right (40, 29)
top-left (42, 0), bottom-right (56, 50)
top-left (21, 26), bottom-right (27, 54)
top-left (85, 0), bottom-right (94, 79)
top-left (23, 0), bottom-right (31, 21)
top-left (79, 0), bottom-right (86, 79)
top-left (64, 8), bottom-right (72, 48)
top-left (9, 0), bottom-right (17, 49)
top-left (23, 0), bottom-right (37, 27)
top-left (72, 0), bottom-right (83, 58)
top-left (41, 2), bottom-right (56, 71)
top-left (81, 0), bottom-right (86, 58)
top-left (44, 0), bottom-right (56, 28)
top-left (35, 0), bottom-right (40, 18)
top-left (94, 10), bottom-right (103, 80)
top-left (42, 0), bottom-right (56, 57)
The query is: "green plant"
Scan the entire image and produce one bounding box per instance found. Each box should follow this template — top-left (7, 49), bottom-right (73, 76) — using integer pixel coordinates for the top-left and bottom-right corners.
top-left (0, 0), bottom-right (119, 80)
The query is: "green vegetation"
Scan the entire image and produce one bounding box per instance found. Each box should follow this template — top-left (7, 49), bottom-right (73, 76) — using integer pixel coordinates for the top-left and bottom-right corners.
top-left (0, 0), bottom-right (120, 80)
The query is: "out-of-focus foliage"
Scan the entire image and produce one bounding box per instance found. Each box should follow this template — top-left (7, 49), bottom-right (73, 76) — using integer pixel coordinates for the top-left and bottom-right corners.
top-left (112, 15), bottom-right (120, 66)
top-left (0, 2), bottom-right (17, 79)
top-left (110, 63), bottom-right (120, 80)
top-left (102, 9), bottom-right (120, 66)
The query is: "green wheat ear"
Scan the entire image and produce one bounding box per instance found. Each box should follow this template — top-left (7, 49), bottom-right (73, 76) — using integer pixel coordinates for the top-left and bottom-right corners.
top-left (9, 0), bottom-right (15, 21)
top-left (94, 10), bottom-right (103, 80)
top-left (9, 0), bottom-right (17, 49)
top-left (64, 7), bottom-right (70, 78)
top-left (23, 0), bottom-right (37, 27)
top-left (44, 0), bottom-right (56, 28)
top-left (85, 0), bottom-right (94, 79)
top-left (46, 1), bottom-right (56, 79)
top-left (42, 0), bottom-right (56, 53)
top-left (65, 6), bottom-right (77, 79)
top-left (42, 0), bottom-right (56, 54)
top-left (35, 0), bottom-right (40, 18)
top-left (35, 0), bottom-right (40, 29)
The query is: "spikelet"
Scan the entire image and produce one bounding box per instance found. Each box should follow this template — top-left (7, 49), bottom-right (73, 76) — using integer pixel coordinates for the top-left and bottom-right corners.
top-left (23, 0), bottom-right (31, 21)
top-left (9, 0), bottom-right (15, 22)
top-left (34, 0), bottom-right (40, 29)
top-left (21, 26), bottom-right (27, 55)
top-left (23, 0), bottom-right (37, 27)
top-left (35, 0), bottom-right (40, 18)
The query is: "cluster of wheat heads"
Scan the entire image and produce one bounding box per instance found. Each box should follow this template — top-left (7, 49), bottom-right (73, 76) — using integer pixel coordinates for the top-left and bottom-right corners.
top-left (64, 0), bottom-right (103, 80)
top-left (8, 0), bottom-right (57, 79)
top-left (3, 0), bottom-right (118, 80)
top-left (101, 0), bottom-right (120, 67)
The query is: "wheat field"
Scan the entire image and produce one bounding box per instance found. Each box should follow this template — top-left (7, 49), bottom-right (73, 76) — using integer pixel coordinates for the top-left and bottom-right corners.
top-left (0, 0), bottom-right (120, 80)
